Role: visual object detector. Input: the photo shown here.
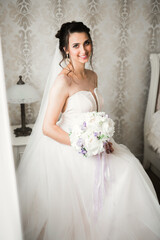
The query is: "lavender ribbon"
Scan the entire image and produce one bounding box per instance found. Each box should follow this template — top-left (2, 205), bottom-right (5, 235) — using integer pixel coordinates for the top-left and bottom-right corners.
top-left (93, 151), bottom-right (111, 221)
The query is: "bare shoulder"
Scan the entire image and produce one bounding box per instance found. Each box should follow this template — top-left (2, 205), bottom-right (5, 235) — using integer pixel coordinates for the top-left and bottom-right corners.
top-left (47, 74), bottom-right (71, 101)
top-left (87, 69), bottom-right (98, 80)
top-left (86, 69), bottom-right (98, 87)
top-left (51, 73), bottom-right (71, 91)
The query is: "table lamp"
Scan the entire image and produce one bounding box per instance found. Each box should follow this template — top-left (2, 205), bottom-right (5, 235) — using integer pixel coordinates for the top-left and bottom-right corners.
top-left (7, 75), bottom-right (40, 137)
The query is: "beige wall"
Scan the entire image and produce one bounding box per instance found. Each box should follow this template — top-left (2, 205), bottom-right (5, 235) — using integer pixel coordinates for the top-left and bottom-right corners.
top-left (0, 0), bottom-right (160, 160)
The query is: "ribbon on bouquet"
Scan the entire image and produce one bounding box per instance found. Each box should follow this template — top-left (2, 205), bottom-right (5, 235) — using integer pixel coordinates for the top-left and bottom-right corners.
top-left (93, 151), bottom-right (112, 220)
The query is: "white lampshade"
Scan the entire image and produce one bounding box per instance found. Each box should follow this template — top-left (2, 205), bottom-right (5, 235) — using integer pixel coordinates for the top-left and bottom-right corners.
top-left (7, 83), bottom-right (40, 104)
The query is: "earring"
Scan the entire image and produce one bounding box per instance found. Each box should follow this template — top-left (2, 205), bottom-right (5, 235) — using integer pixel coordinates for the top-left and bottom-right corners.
top-left (66, 53), bottom-right (69, 59)
top-left (65, 52), bottom-right (70, 65)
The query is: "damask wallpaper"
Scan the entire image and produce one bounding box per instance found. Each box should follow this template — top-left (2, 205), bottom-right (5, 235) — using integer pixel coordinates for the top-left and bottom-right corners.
top-left (0, 0), bottom-right (160, 160)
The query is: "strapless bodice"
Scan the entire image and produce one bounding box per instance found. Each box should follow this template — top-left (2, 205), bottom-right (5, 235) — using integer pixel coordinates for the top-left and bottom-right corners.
top-left (57, 88), bottom-right (104, 132)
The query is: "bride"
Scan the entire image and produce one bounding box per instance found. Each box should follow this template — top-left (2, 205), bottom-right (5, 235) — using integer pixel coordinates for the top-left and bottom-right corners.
top-left (17, 21), bottom-right (160, 240)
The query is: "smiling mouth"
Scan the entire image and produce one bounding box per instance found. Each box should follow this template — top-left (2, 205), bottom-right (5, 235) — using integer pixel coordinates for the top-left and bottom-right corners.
top-left (79, 55), bottom-right (88, 59)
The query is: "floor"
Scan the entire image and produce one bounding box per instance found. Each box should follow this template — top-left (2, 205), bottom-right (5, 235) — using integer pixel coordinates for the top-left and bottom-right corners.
top-left (146, 169), bottom-right (160, 203)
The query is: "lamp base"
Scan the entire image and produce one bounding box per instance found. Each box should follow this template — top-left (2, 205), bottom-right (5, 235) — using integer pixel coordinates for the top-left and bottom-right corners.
top-left (14, 126), bottom-right (32, 137)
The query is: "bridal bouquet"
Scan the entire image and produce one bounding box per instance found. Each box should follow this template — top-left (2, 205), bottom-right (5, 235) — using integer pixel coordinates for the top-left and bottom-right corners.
top-left (69, 112), bottom-right (115, 157)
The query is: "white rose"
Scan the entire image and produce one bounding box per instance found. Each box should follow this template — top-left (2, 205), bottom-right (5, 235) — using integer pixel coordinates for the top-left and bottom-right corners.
top-left (85, 135), bottom-right (104, 156)
top-left (102, 121), bottom-right (110, 133)
top-left (102, 118), bottom-right (115, 137)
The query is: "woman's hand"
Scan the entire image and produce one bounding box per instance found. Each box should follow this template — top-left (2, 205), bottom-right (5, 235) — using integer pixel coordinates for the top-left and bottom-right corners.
top-left (104, 141), bottom-right (114, 154)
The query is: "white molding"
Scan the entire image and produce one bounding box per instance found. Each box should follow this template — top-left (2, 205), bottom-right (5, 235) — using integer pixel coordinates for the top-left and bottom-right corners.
top-left (0, 36), bottom-right (22, 240)
top-left (143, 54), bottom-right (160, 172)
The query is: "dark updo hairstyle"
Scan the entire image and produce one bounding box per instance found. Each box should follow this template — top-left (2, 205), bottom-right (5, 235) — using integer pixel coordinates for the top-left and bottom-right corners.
top-left (55, 21), bottom-right (93, 70)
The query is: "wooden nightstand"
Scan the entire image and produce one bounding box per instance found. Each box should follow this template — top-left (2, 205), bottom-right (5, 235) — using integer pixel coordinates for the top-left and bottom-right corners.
top-left (10, 124), bottom-right (34, 168)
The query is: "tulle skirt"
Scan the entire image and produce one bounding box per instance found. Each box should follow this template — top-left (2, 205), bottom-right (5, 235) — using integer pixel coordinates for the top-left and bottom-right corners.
top-left (16, 134), bottom-right (160, 240)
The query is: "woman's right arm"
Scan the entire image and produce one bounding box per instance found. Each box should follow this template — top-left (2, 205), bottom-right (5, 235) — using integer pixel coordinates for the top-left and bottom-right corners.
top-left (42, 75), bottom-right (71, 145)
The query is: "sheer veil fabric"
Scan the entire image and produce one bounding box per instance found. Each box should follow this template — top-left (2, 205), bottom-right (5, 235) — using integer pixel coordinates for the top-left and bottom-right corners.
top-left (16, 42), bottom-right (160, 240)
top-left (17, 42), bottom-right (61, 172)
top-left (16, 42), bottom-right (62, 238)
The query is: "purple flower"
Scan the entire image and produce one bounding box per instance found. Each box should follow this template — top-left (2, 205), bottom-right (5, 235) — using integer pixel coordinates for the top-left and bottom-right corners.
top-left (76, 138), bottom-right (84, 147)
top-left (94, 131), bottom-right (102, 139)
top-left (79, 146), bottom-right (87, 156)
top-left (81, 121), bottom-right (87, 130)
top-left (94, 132), bottom-right (98, 137)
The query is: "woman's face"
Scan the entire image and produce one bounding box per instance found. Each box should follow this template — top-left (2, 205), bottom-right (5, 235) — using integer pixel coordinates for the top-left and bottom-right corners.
top-left (66, 32), bottom-right (92, 64)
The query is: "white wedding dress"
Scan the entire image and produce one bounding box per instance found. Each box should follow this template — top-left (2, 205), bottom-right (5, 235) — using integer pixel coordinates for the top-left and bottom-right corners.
top-left (17, 87), bottom-right (160, 240)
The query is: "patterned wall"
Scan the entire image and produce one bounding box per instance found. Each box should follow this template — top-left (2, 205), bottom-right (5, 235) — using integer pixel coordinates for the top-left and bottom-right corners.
top-left (0, 0), bottom-right (160, 160)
